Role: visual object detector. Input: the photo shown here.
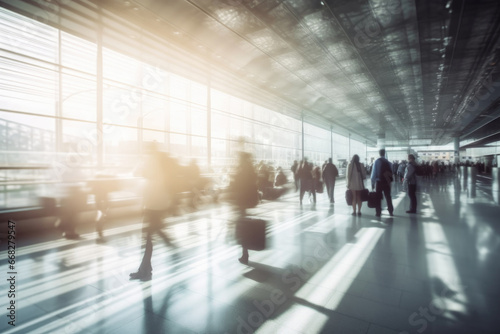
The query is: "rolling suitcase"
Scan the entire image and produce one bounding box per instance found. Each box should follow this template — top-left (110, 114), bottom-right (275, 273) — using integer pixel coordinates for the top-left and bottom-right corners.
top-left (367, 191), bottom-right (379, 208)
top-left (235, 217), bottom-right (267, 251)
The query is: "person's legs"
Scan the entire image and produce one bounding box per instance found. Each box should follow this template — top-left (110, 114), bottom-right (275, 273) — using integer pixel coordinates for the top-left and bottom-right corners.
top-left (408, 184), bottom-right (417, 212)
top-left (356, 191), bottom-right (362, 213)
top-left (299, 180), bottom-right (306, 203)
top-left (325, 181), bottom-right (331, 201)
top-left (351, 189), bottom-right (357, 214)
top-left (326, 180), bottom-right (334, 202)
top-left (131, 210), bottom-right (162, 279)
top-left (157, 229), bottom-right (174, 248)
top-left (383, 184), bottom-right (393, 215)
top-left (137, 230), bottom-right (153, 274)
top-left (239, 247), bottom-right (249, 264)
top-left (375, 182), bottom-right (382, 216)
top-left (330, 180), bottom-right (335, 203)
top-left (237, 209), bottom-right (249, 264)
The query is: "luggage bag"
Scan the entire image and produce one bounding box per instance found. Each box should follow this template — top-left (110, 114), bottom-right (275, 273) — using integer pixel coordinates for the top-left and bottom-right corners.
top-left (367, 191), bottom-right (380, 208)
top-left (235, 217), bottom-right (267, 251)
top-left (345, 189), bottom-right (353, 205)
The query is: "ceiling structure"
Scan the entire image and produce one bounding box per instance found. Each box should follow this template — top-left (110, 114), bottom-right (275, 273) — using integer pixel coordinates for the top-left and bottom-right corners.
top-left (5, 0), bottom-right (500, 147)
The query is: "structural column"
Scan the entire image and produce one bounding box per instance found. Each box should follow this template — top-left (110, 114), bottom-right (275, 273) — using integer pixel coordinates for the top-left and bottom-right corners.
top-left (330, 125), bottom-right (333, 159)
top-left (207, 74), bottom-right (211, 168)
top-left (348, 133), bottom-right (351, 159)
top-left (454, 136), bottom-right (460, 164)
top-left (377, 135), bottom-right (385, 159)
top-left (377, 136), bottom-right (385, 150)
top-left (301, 114), bottom-right (304, 160)
top-left (96, 12), bottom-right (103, 168)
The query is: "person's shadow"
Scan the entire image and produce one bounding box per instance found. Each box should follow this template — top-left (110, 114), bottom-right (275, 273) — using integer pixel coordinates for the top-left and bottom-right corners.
top-left (141, 279), bottom-right (186, 333)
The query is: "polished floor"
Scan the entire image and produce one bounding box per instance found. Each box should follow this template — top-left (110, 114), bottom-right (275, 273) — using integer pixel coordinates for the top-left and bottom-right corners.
top-left (1, 173), bottom-right (500, 334)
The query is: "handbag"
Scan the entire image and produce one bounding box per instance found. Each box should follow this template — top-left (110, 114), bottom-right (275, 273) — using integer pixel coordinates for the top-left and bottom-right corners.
top-left (235, 217), bottom-right (267, 251)
top-left (360, 188), bottom-right (369, 202)
top-left (367, 191), bottom-right (380, 208)
top-left (345, 189), bottom-right (353, 205)
top-left (355, 163), bottom-right (369, 202)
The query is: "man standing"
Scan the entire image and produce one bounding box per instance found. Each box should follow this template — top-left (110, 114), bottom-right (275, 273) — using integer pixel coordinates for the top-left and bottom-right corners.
top-left (322, 158), bottom-right (339, 204)
top-left (371, 149), bottom-right (394, 217)
top-left (404, 154), bottom-right (418, 213)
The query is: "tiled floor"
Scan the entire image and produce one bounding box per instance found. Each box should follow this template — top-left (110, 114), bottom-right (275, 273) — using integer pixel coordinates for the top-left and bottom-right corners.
top-left (1, 172), bottom-right (500, 334)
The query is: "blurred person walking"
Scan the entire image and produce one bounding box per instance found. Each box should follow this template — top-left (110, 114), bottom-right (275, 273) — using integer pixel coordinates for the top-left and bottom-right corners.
top-left (346, 154), bottom-right (366, 216)
top-left (322, 158), bottom-right (339, 204)
top-left (298, 158), bottom-right (315, 205)
top-left (129, 143), bottom-right (177, 281)
top-left (274, 167), bottom-right (288, 187)
top-left (231, 151), bottom-right (259, 264)
top-left (404, 154), bottom-right (418, 214)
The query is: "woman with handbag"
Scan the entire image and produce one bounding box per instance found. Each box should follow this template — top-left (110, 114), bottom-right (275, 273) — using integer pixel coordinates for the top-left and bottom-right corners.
top-left (346, 154), bottom-right (367, 216)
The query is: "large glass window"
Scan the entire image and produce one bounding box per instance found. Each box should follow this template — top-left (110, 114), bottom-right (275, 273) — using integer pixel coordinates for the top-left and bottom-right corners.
top-left (61, 70), bottom-right (96, 121)
top-left (61, 31), bottom-right (96, 74)
top-left (0, 6), bottom-right (359, 209)
top-left (304, 124), bottom-right (330, 166)
top-left (350, 139), bottom-right (367, 165)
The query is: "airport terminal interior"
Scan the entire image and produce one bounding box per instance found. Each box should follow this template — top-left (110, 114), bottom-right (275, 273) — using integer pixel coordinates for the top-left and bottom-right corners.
top-left (1, 0), bottom-right (500, 333)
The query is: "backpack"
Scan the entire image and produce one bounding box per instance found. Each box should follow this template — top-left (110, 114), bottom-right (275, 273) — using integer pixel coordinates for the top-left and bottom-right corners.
top-left (380, 159), bottom-right (393, 183)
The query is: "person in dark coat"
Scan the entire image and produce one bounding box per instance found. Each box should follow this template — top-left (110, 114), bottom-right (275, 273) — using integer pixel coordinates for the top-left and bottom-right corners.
top-left (404, 154), bottom-right (418, 214)
top-left (322, 158), bottom-right (339, 204)
top-left (274, 167), bottom-right (288, 187)
top-left (298, 158), bottom-right (315, 205)
top-left (370, 149), bottom-right (394, 217)
top-left (232, 151), bottom-right (259, 264)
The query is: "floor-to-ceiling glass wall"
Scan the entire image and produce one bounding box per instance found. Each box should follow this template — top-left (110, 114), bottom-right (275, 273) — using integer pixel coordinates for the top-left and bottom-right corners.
top-left (303, 123), bottom-right (330, 167)
top-left (0, 6), bottom-right (355, 209)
